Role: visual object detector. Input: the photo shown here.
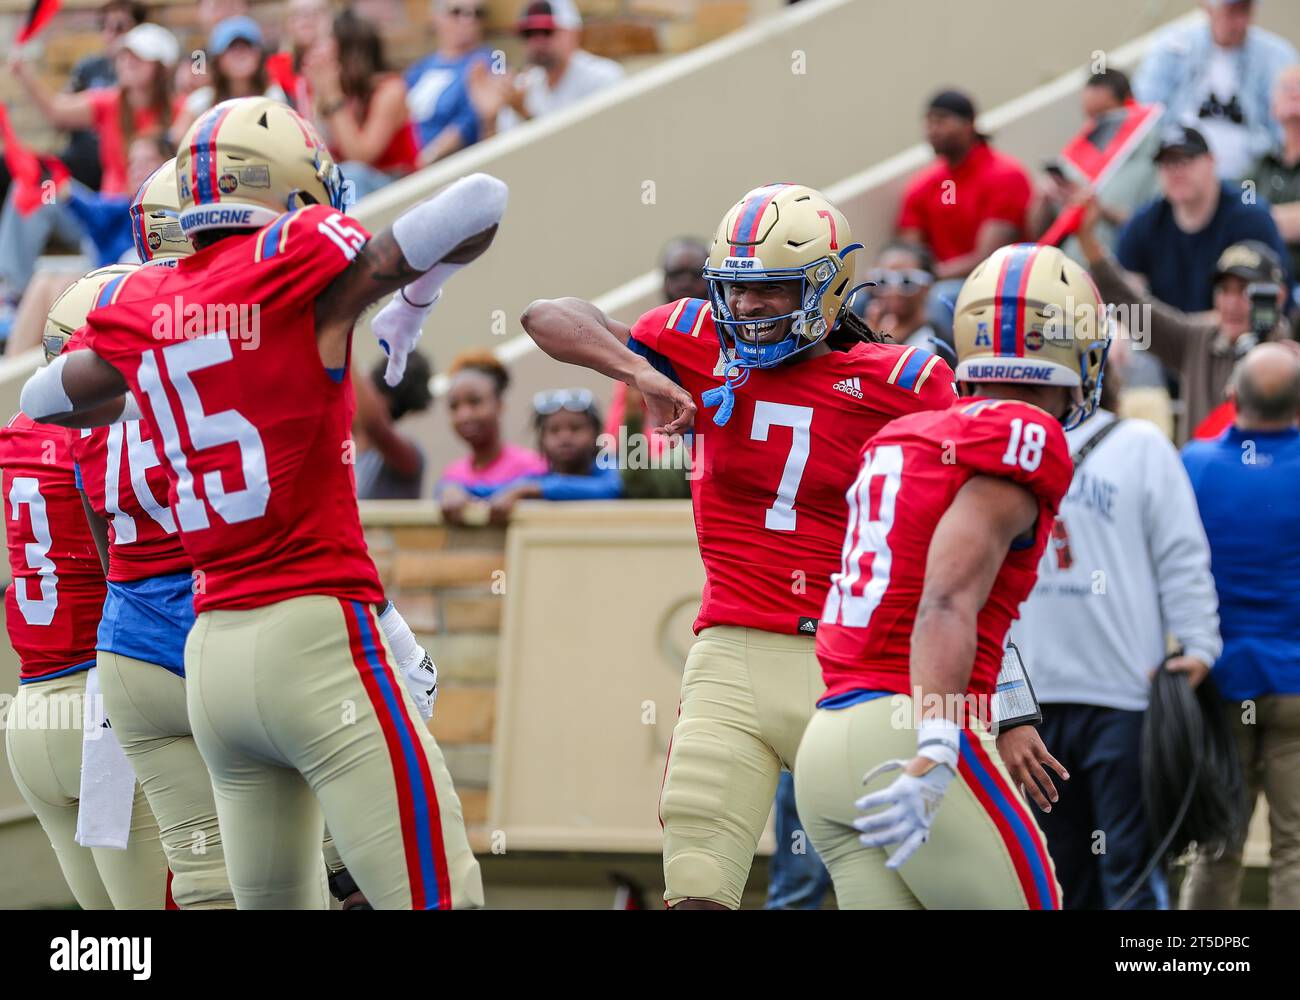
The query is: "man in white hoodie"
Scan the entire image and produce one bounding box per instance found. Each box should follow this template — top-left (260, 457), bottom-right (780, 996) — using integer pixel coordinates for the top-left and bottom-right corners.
top-left (1002, 382), bottom-right (1222, 909)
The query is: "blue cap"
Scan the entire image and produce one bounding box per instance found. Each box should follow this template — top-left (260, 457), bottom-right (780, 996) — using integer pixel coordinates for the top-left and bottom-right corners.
top-left (209, 15), bottom-right (263, 56)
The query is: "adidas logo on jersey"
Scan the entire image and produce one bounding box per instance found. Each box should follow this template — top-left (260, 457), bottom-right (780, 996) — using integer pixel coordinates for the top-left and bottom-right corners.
top-left (798, 616), bottom-right (819, 635)
top-left (832, 377), bottom-right (863, 399)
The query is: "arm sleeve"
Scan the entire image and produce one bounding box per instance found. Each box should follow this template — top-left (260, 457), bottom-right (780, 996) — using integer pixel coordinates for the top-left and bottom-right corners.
top-left (1131, 37), bottom-right (1175, 107)
top-left (1142, 429), bottom-right (1222, 667)
top-left (986, 166), bottom-right (1033, 227)
top-left (537, 465), bottom-right (624, 501)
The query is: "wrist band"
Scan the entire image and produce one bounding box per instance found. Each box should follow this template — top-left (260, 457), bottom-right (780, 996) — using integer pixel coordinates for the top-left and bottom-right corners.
top-left (400, 287), bottom-right (438, 309)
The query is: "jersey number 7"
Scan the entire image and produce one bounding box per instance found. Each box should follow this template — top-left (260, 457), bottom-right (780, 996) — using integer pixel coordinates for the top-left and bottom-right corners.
top-left (750, 400), bottom-right (813, 532)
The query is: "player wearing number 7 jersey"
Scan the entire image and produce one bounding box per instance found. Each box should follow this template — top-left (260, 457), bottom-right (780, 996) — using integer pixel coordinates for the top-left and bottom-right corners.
top-left (795, 243), bottom-right (1110, 909)
top-left (19, 96), bottom-right (505, 908)
top-left (522, 183), bottom-right (956, 908)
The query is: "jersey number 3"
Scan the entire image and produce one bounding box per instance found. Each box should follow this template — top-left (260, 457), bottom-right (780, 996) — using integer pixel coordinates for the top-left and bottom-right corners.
top-left (750, 401), bottom-right (813, 532)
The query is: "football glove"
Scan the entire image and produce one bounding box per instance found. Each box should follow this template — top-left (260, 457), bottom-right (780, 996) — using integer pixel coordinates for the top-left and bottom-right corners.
top-left (400, 650), bottom-right (439, 721)
top-left (372, 290), bottom-right (440, 387)
top-left (853, 756), bottom-right (956, 870)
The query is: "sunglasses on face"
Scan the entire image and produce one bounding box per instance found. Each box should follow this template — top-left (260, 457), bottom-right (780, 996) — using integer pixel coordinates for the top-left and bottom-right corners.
top-left (534, 388), bottom-right (596, 416)
top-left (522, 28), bottom-right (555, 39)
top-left (864, 268), bottom-right (933, 291)
top-left (447, 5), bottom-right (487, 19)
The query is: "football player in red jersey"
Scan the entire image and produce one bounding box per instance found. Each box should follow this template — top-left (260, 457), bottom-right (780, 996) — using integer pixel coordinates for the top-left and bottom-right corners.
top-left (522, 183), bottom-right (957, 908)
top-left (2, 266), bottom-right (169, 910)
top-left (19, 96), bottom-right (505, 909)
top-left (55, 163), bottom-right (237, 910)
top-left (795, 242), bottom-right (1110, 909)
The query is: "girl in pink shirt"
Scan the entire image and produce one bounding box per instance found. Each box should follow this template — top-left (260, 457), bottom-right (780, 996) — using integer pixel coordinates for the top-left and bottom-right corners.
top-left (438, 351), bottom-right (546, 522)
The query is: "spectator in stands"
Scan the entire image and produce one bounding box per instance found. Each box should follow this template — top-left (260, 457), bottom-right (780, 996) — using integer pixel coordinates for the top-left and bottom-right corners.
top-left (1004, 370), bottom-right (1220, 910)
top-left (1082, 194), bottom-right (1291, 443)
top-left (483, 389), bottom-right (623, 520)
top-left (897, 89), bottom-right (1033, 282)
top-left (59, 0), bottom-right (147, 194)
top-left (64, 134), bottom-right (169, 267)
top-left (1180, 342), bottom-right (1300, 910)
top-left (1248, 65), bottom-right (1300, 290)
top-left (173, 16), bottom-right (288, 138)
top-left (438, 350), bottom-right (547, 522)
top-left (1115, 125), bottom-right (1289, 314)
top-left (303, 9), bottom-right (419, 200)
top-left (469, 0), bottom-right (624, 137)
top-left (607, 237), bottom-right (706, 500)
top-left (2, 23), bottom-right (179, 303)
top-left (267, 0), bottom-right (334, 117)
top-left (1133, 0), bottom-right (1297, 182)
top-left (406, 0), bottom-right (492, 165)
top-left (1031, 69), bottom-right (1162, 258)
top-left (354, 350), bottom-right (433, 500)
top-left (856, 241), bottom-right (951, 356)
top-left (178, 0), bottom-right (252, 100)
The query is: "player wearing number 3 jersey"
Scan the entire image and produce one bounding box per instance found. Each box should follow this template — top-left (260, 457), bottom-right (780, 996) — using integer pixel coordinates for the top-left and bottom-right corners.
top-left (795, 243), bottom-right (1110, 909)
top-left (19, 97), bottom-right (506, 908)
top-left (522, 183), bottom-right (956, 908)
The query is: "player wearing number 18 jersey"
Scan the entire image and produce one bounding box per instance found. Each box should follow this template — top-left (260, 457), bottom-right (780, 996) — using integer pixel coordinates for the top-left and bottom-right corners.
top-left (795, 243), bottom-right (1110, 909)
top-left (21, 96), bottom-right (506, 908)
top-left (523, 183), bottom-right (955, 908)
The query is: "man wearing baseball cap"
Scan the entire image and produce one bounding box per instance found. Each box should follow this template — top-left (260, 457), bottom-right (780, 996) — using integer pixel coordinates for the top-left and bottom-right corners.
top-left (468, 0), bottom-right (623, 136)
top-left (1082, 182), bottom-right (1292, 440)
top-left (1133, 1), bottom-right (1297, 181)
top-left (1114, 124), bottom-right (1290, 315)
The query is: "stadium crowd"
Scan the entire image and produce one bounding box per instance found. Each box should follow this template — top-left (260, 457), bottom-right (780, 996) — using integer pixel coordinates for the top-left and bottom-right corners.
top-left (0, 0), bottom-right (1296, 910)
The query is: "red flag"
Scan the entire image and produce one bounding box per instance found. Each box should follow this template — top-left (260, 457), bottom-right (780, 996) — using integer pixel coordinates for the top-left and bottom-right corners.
top-left (0, 104), bottom-right (70, 216)
top-left (1192, 399), bottom-right (1236, 440)
top-left (1041, 101), bottom-right (1163, 247)
top-left (16, 0), bottom-right (60, 44)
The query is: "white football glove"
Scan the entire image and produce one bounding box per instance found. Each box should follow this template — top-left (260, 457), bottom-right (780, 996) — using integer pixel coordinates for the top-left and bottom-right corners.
top-left (853, 757), bottom-right (956, 870)
top-left (399, 649), bottom-right (439, 721)
top-left (372, 291), bottom-right (439, 387)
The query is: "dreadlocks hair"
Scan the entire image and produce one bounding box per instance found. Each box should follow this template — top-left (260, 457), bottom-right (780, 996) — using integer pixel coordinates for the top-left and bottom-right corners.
top-left (827, 307), bottom-right (887, 350)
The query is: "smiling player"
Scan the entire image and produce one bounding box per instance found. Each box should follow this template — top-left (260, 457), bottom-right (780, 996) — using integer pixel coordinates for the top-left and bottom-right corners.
top-left (522, 182), bottom-right (956, 908)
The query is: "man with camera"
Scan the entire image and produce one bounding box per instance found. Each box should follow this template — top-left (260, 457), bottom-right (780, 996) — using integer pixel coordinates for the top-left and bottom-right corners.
top-left (1079, 195), bottom-right (1292, 443)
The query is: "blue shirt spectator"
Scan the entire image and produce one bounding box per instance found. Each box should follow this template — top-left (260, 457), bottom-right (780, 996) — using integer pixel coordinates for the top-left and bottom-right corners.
top-left (405, 1), bottom-right (492, 164)
top-left (1133, 1), bottom-right (1298, 180)
top-left (1181, 363), bottom-right (1300, 701)
top-left (1117, 126), bottom-right (1289, 312)
top-left (63, 185), bottom-right (133, 266)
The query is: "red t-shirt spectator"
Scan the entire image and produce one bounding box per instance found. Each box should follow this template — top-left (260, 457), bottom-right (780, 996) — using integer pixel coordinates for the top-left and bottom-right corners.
top-left (266, 51), bottom-right (313, 117)
top-left (86, 87), bottom-right (165, 195)
top-left (897, 141), bottom-right (1033, 262)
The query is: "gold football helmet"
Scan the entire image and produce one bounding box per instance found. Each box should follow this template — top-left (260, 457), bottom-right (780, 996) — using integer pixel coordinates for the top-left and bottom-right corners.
top-left (704, 183), bottom-right (860, 368)
top-left (43, 264), bottom-right (139, 363)
top-left (175, 96), bottom-right (349, 236)
top-left (953, 243), bottom-right (1110, 428)
top-left (130, 158), bottom-right (194, 263)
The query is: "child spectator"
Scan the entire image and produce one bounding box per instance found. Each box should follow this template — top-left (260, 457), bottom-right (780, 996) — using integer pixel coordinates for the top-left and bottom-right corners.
top-left (303, 9), bottom-right (418, 200)
top-left (481, 389), bottom-right (624, 521)
top-left (438, 351), bottom-right (547, 522)
top-left (173, 16), bottom-right (288, 138)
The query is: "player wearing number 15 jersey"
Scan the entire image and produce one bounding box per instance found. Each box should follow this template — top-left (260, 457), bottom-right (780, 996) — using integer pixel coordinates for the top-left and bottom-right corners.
top-left (795, 243), bottom-right (1110, 909)
top-left (2, 265), bottom-right (168, 911)
top-left (20, 96), bottom-right (507, 909)
top-left (522, 183), bottom-right (955, 908)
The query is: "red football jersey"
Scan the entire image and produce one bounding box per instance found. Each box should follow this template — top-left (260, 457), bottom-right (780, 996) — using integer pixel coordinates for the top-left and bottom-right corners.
top-left (65, 332), bottom-right (191, 584)
top-left (1, 413), bottom-right (107, 681)
top-left (630, 299), bottom-right (956, 636)
top-left (817, 397), bottom-right (1073, 703)
top-left (81, 205), bottom-right (384, 613)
